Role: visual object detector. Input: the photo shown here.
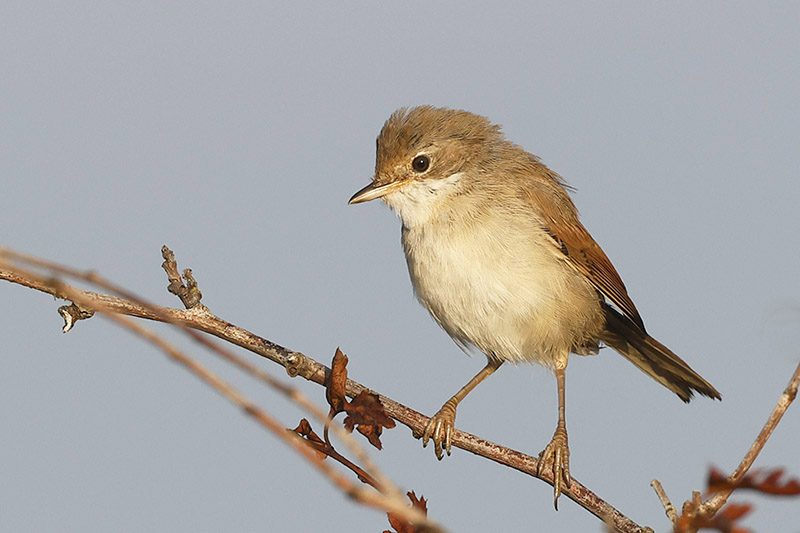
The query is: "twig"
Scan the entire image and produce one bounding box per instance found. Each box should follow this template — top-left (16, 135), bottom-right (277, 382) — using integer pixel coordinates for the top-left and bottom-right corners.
top-left (652, 359), bottom-right (800, 531)
top-left (161, 245), bottom-right (204, 309)
top-left (650, 479), bottom-right (678, 525)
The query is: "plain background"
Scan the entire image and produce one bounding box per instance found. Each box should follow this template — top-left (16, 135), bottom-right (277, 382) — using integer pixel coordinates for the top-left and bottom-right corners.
top-left (2, 2), bottom-right (799, 531)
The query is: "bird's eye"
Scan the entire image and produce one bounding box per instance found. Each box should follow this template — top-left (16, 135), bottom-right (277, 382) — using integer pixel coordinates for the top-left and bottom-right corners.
top-left (411, 154), bottom-right (430, 173)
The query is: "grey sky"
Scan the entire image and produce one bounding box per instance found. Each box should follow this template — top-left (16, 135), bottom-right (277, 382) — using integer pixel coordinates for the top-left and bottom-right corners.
top-left (2, 2), bottom-right (799, 531)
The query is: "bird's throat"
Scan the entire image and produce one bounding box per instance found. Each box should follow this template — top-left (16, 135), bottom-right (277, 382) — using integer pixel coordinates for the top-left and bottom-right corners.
top-left (382, 172), bottom-right (465, 229)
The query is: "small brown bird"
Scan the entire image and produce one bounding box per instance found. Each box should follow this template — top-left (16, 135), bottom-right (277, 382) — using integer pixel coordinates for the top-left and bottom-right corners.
top-left (349, 106), bottom-right (720, 506)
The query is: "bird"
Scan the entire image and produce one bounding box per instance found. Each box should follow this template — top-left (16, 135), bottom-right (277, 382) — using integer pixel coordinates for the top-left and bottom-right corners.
top-left (348, 106), bottom-right (721, 506)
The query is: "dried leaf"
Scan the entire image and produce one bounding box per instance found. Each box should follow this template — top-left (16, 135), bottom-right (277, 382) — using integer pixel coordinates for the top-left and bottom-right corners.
top-left (384, 491), bottom-right (428, 533)
top-left (385, 512), bottom-right (411, 533)
top-left (356, 424), bottom-right (384, 450)
top-left (326, 348), bottom-right (349, 415)
top-left (706, 466), bottom-right (729, 493)
top-left (407, 491), bottom-right (428, 514)
top-left (708, 466), bottom-right (800, 496)
top-left (345, 391), bottom-right (396, 429)
top-left (718, 502), bottom-right (753, 521)
top-left (344, 390), bottom-right (396, 449)
top-left (289, 419), bottom-right (328, 461)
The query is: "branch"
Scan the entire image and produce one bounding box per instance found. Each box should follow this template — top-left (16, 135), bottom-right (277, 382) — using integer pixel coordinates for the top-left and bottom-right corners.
top-left (652, 359), bottom-right (800, 532)
top-left (0, 247), bottom-right (648, 533)
top-left (0, 250), bottom-right (430, 530)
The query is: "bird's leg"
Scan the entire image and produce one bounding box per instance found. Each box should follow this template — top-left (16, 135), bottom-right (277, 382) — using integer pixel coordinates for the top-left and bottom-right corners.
top-left (538, 357), bottom-right (571, 509)
top-left (423, 359), bottom-right (503, 460)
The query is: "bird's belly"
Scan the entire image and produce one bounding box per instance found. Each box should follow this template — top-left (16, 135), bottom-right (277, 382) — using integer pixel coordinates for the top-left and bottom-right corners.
top-left (403, 225), bottom-right (603, 366)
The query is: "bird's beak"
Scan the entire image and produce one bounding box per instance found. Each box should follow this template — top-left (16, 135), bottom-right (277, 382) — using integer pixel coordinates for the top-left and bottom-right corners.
top-left (348, 180), bottom-right (399, 204)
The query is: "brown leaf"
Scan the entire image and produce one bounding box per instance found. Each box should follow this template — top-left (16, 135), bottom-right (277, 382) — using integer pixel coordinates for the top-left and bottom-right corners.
top-left (706, 466), bottom-right (730, 493)
top-left (356, 424), bottom-right (384, 450)
top-left (345, 391), bottom-right (396, 429)
top-left (406, 491), bottom-right (428, 514)
top-left (385, 513), bottom-right (412, 533)
top-left (383, 491), bottom-right (428, 533)
top-left (708, 466), bottom-right (800, 496)
top-left (718, 502), bottom-right (753, 521)
top-left (326, 348), bottom-right (349, 416)
top-left (289, 419), bottom-right (328, 461)
top-left (344, 390), bottom-right (396, 449)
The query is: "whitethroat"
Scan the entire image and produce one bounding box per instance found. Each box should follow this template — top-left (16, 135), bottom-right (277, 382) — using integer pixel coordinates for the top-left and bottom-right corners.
top-left (349, 106), bottom-right (720, 506)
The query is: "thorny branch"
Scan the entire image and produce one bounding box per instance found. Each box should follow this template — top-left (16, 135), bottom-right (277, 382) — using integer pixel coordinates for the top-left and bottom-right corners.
top-left (11, 246), bottom-right (797, 532)
top-left (0, 245), bottom-right (654, 531)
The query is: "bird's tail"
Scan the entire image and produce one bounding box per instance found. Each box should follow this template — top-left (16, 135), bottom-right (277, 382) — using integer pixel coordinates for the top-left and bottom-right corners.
top-left (600, 304), bottom-right (721, 402)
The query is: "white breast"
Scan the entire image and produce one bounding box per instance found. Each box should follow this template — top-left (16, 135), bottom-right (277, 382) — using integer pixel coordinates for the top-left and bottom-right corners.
top-left (385, 178), bottom-right (602, 366)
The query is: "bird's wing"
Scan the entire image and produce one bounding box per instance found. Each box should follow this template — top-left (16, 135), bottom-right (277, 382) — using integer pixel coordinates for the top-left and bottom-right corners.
top-left (525, 181), bottom-right (646, 331)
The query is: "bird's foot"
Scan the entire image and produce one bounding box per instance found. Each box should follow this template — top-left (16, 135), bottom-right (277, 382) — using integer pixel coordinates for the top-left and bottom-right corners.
top-left (538, 425), bottom-right (571, 509)
top-left (422, 399), bottom-right (458, 460)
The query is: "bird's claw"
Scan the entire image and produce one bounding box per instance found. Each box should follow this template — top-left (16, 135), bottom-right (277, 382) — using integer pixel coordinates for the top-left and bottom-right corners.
top-left (538, 425), bottom-right (571, 509)
top-left (422, 400), bottom-right (458, 460)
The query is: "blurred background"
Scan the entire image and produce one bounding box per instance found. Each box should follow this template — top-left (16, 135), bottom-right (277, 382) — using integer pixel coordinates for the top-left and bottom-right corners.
top-left (2, 2), bottom-right (799, 531)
